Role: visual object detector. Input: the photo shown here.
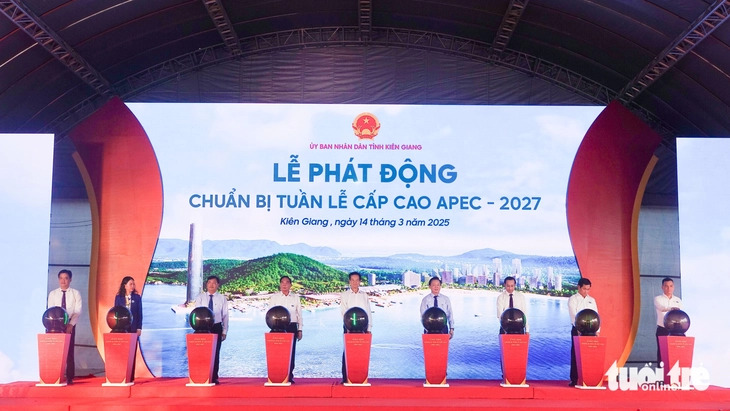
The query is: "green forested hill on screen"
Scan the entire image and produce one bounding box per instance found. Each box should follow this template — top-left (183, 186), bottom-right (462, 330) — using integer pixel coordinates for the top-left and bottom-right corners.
top-left (210, 253), bottom-right (348, 294)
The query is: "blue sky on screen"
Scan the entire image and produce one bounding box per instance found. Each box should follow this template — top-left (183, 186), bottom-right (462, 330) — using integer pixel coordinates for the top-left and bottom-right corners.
top-left (677, 137), bottom-right (730, 388)
top-left (128, 104), bottom-right (604, 257)
top-left (0, 133), bottom-right (53, 383)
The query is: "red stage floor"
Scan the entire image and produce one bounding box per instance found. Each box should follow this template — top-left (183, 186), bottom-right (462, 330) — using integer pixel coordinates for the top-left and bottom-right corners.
top-left (1, 378), bottom-right (729, 411)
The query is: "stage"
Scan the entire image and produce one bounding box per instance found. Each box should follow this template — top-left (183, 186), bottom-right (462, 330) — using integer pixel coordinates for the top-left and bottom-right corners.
top-left (1, 378), bottom-right (728, 410)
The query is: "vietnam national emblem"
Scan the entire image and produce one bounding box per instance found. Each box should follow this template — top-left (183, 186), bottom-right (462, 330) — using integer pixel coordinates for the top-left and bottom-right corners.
top-left (352, 112), bottom-right (381, 140)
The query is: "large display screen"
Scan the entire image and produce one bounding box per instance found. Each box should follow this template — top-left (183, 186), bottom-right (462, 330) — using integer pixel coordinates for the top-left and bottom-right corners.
top-left (129, 103), bottom-right (604, 380)
top-left (0, 134), bottom-right (54, 383)
top-left (677, 137), bottom-right (730, 388)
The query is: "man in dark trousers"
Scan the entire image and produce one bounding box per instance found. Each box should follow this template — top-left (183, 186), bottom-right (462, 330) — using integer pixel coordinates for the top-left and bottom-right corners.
top-left (194, 275), bottom-right (229, 384)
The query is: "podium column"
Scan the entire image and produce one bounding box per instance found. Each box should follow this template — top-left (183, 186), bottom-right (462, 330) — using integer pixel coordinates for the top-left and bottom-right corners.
top-left (499, 334), bottom-right (529, 387)
top-left (344, 333), bottom-right (372, 386)
top-left (103, 333), bottom-right (138, 386)
top-left (264, 332), bottom-right (294, 386)
top-left (658, 336), bottom-right (695, 385)
top-left (573, 336), bottom-right (607, 389)
top-left (186, 333), bottom-right (218, 386)
top-left (37, 333), bottom-right (71, 386)
top-left (422, 334), bottom-right (449, 387)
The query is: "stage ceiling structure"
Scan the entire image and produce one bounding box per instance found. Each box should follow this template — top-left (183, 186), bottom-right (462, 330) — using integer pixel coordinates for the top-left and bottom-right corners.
top-left (1, 0), bottom-right (729, 202)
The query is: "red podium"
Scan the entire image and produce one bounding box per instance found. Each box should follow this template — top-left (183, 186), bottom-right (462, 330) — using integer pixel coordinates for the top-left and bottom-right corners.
top-left (499, 334), bottom-right (529, 387)
top-left (422, 334), bottom-right (449, 387)
top-left (186, 333), bottom-right (218, 386)
top-left (658, 335), bottom-right (695, 385)
top-left (264, 332), bottom-right (294, 386)
top-left (102, 333), bottom-right (137, 386)
top-left (573, 336), bottom-right (607, 389)
top-left (344, 333), bottom-right (372, 386)
top-left (36, 333), bottom-right (71, 386)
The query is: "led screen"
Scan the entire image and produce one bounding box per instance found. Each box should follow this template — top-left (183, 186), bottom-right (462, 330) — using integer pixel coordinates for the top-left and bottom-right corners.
top-left (129, 103), bottom-right (604, 379)
top-left (0, 134), bottom-right (54, 383)
top-left (677, 137), bottom-right (730, 388)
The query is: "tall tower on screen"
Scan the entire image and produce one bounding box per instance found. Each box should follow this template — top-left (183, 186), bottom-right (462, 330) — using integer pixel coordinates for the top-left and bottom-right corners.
top-left (186, 222), bottom-right (203, 302)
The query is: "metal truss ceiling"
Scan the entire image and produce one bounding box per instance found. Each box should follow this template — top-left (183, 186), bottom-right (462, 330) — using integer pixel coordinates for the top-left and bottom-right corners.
top-left (489, 0), bottom-right (529, 56)
top-left (201, 0), bottom-right (242, 56)
top-left (2, 0), bottom-right (730, 142)
top-left (45, 26), bottom-right (672, 142)
top-left (0, 0), bottom-right (112, 95)
top-left (359, 0), bottom-right (372, 41)
top-left (618, 0), bottom-right (730, 103)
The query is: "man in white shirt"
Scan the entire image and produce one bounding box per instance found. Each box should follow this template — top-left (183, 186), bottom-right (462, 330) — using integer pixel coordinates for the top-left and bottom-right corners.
top-left (419, 277), bottom-right (454, 338)
top-left (339, 272), bottom-right (372, 383)
top-left (194, 275), bottom-right (229, 384)
top-left (47, 269), bottom-right (82, 384)
top-left (269, 275), bottom-right (303, 383)
top-left (496, 276), bottom-right (528, 333)
top-left (567, 277), bottom-right (598, 386)
top-left (654, 277), bottom-right (682, 366)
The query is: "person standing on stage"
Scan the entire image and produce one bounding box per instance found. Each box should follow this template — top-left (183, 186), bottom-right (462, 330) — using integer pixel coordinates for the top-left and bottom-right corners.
top-left (496, 276), bottom-right (528, 334)
top-left (339, 271), bottom-right (372, 383)
top-left (567, 277), bottom-right (598, 387)
top-left (194, 275), bottom-right (229, 385)
top-left (654, 277), bottom-right (682, 366)
top-left (269, 275), bottom-right (303, 383)
top-left (47, 269), bottom-right (82, 384)
top-left (114, 276), bottom-right (143, 335)
top-left (114, 276), bottom-right (143, 381)
top-left (419, 277), bottom-right (454, 338)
